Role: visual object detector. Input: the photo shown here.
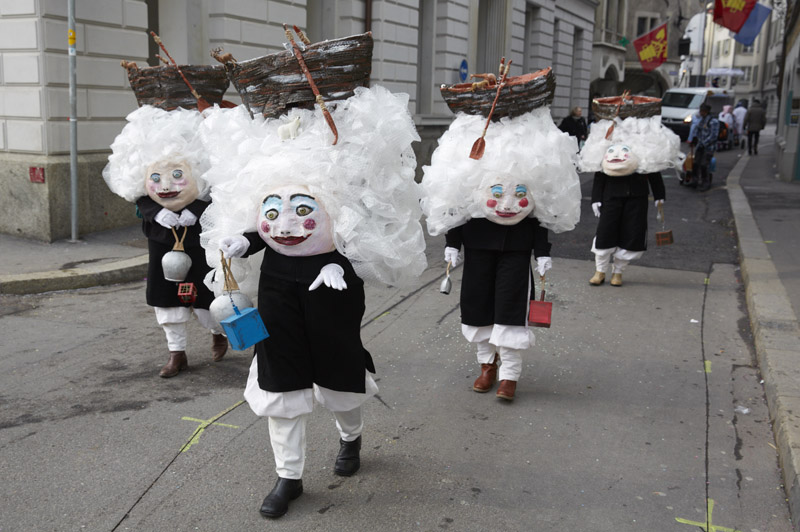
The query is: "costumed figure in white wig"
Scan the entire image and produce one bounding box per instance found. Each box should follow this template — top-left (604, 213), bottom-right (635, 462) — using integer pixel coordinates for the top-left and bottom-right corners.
top-left (579, 94), bottom-right (682, 287)
top-left (423, 63), bottom-right (581, 401)
top-left (103, 106), bottom-right (227, 378)
top-left (204, 83), bottom-right (425, 518)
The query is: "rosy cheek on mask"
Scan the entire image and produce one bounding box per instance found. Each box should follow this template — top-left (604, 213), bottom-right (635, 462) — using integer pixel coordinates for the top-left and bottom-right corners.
top-left (303, 219), bottom-right (316, 230)
top-left (519, 198), bottom-right (529, 208)
top-left (260, 221), bottom-right (270, 233)
top-left (147, 182), bottom-right (160, 193)
top-left (486, 199), bottom-right (497, 208)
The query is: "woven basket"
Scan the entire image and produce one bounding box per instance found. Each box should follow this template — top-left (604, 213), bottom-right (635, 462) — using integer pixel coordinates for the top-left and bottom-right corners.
top-left (592, 95), bottom-right (661, 120)
top-left (122, 61), bottom-right (230, 110)
top-left (215, 32), bottom-right (373, 119)
top-left (440, 67), bottom-right (555, 120)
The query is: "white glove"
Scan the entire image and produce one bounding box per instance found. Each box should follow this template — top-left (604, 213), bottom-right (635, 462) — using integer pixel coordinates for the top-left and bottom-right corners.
top-left (444, 247), bottom-right (460, 268)
top-left (591, 202), bottom-right (602, 218)
top-left (654, 199), bottom-right (664, 208)
top-left (309, 263), bottom-right (347, 291)
top-left (219, 235), bottom-right (250, 259)
top-left (536, 256), bottom-right (552, 276)
top-left (154, 208), bottom-right (180, 228)
top-left (177, 209), bottom-right (198, 227)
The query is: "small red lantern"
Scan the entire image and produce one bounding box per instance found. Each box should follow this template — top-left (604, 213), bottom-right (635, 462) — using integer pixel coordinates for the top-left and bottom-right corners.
top-left (177, 282), bottom-right (197, 304)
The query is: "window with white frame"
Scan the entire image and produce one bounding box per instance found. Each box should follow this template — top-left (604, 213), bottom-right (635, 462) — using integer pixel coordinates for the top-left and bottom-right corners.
top-left (636, 15), bottom-right (658, 37)
top-left (741, 66), bottom-right (752, 82)
top-left (723, 39), bottom-right (731, 55)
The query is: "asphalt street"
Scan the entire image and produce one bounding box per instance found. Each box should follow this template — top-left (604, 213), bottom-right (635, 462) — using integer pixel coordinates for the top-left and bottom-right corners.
top-left (0, 149), bottom-right (793, 532)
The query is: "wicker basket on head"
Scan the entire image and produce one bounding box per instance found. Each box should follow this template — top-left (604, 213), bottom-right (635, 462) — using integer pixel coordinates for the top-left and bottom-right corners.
top-left (122, 61), bottom-right (230, 111)
top-left (592, 94), bottom-right (661, 120)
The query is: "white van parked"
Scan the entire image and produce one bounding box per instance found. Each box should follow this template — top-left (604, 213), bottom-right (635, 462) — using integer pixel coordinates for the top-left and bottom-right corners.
top-left (661, 87), bottom-right (734, 140)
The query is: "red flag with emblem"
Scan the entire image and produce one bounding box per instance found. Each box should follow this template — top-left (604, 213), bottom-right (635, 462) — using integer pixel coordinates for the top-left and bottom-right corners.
top-left (633, 23), bottom-right (668, 73)
top-left (713, 0), bottom-right (757, 32)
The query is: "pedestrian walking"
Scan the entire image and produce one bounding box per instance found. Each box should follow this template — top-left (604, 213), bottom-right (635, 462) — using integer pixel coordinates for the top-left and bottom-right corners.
top-left (733, 100), bottom-right (748, 149)
top-left (558, 106), bottom-right (588, 148)
top-left (744, 99), bottom-right (767, 155)
top-left (421, 73), bottom-right (581, 402)
top-left (687, 104), bottom-right (720, 191)
top-left (208, 85), bottom-right (427, 519)
top-left (578, 95), bottom-right (681, 286)
top-left (102, 106), bottom-right (227, 378)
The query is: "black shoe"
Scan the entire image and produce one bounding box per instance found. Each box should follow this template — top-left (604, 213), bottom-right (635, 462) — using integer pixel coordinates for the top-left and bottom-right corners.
top-left (334, 436), bottom-right (361, 477)
top-left (259, 477), bottom-right (303, 518)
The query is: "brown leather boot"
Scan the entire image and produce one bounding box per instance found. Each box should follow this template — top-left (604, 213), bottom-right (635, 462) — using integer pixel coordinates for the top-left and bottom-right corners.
top-left (159, 351), bottom-right (188, 378)
top-left (496, 379), bottom-right (517, 401)
top-left (212, 333), bottom-right (228, 361)
top-left (473, 354), bottom-right (498, 392)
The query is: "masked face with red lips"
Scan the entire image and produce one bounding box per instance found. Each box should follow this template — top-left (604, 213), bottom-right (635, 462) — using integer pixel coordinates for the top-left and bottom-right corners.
top-left (257, 185), bottom-right (336, 257)
top-left (145, 159), bottom-right (200, 211)
top-left (601, 144), bottom-right (639, 176)
top-left (479, 177), bottom-right (536, 226)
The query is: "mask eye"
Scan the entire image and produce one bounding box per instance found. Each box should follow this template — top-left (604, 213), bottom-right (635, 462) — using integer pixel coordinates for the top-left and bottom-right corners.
top-left (296, 205), bottom-right (313, 216)
top-left (150, 173), bottom-right (161, 183)
top-left (490, 186), bottom-right (503, 198)
top-left (621, 147), bottom-right (629, 153)
top-left (265, 209), bottom-right (279, 220)
top-left (172, 169), bottom-right (183, 179)
top-left (515, 186), bottom-right (527, 198)
top-left (607, 147), bottom-right (614, 154)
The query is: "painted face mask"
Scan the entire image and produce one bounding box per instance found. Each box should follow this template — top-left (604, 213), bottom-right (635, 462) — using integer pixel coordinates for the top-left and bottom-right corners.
top-left (601, 144), bottom-right (639, 176)
top-left (479, 178), bottom-right (535, 225)
top-left (145, 159), bottom-right (199, 211)
top-left (257, 185), bottom-right (336, 257)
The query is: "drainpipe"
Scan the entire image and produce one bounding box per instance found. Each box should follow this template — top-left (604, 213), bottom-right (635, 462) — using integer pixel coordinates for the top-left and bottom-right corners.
top-left (365, 0), bottom-right (372, 33)
top-left (68, 0), bottom-right (79, 241)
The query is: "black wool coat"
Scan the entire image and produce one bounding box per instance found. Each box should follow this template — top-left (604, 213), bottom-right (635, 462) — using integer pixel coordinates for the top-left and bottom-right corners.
top-left (243, 233), bottom-right (375, 394)
top-left (446, 217), bottom-right (551, 327)
top-left (136, 196), bottom-right (214, 309)
top-left (591, 171), bottom-right (665, 251)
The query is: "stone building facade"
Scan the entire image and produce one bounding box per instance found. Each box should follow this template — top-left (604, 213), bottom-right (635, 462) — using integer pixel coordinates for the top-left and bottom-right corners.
top-left (0, 0), bottom-right (595, 241)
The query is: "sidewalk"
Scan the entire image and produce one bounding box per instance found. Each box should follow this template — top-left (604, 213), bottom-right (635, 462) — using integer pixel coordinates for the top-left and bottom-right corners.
top-left (731, 128), bottom-right (800, 525)
top-left (0, 224), bottom-right (147, 294)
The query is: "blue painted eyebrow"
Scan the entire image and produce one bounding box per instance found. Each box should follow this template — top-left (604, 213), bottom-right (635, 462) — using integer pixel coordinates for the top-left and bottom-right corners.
top-left (490, 185), bottom-right (503, 193)
top-left (290, 194), bottom-right (318, 209)
top-left (262, 195), bottom-right (282, 212)
top-left (515, 185), bottom-right (527, 194)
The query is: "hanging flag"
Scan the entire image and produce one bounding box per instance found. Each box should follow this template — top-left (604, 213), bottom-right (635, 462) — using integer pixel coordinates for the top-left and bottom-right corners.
top-left (714, 0), bottom-right (758, 33)
top-left (633, 22), bottom-right (668, 73)
top-left (733, 3), bottom-right (772, 46)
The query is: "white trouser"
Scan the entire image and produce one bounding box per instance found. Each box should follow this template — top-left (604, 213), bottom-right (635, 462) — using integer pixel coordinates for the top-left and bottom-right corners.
top-left (464, 326), bottom-right (528, 381)
top-left (154, 307), bottom-right (222, 351)
top-left (591, 239), bottom-right (644, 274)
top-left (267, 407), bottom-right (363, 479)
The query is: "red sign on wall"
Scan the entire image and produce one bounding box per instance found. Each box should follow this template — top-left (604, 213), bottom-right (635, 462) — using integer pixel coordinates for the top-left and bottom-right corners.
top-left (714, 0), bottom-right (758, 33)
top-left (29, 167), bottom-right (45, 183)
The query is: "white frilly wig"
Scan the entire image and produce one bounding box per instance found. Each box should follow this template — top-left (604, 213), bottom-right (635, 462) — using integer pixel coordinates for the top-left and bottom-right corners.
top-left (578, 115), bottom-right (683, 173)
top-left (199, 84), bottom-right (427, 287)
top-left (420, 107), bottom-right (582, 236)
top-left (102, 106), bottom-right (211, 202)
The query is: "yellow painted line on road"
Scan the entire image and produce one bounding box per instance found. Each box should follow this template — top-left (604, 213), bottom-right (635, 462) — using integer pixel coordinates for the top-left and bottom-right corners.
top-left (373, 311), bottom-right (391, 321)
top-left (764, 240), bottom-right (775, 243)
top-left (705, 360), bottom-right (712, 373)
top-left (676, 498), bottom-right (742, 532)
top-left (180, 400), bottom-right (244, 453)
top-left (704, 277), bottom-right (710, 285)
